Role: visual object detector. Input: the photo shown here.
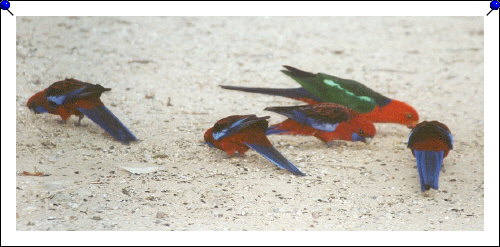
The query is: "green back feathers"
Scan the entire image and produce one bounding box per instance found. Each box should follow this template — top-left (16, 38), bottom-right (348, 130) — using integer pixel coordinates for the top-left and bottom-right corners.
top-left (281, 66), bottom-right (391, 113)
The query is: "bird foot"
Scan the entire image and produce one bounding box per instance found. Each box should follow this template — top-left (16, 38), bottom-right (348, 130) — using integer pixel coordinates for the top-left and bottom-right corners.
top-left (57, 120), bottom-right (67, 125)
top-left (326, 141), bottom-right (338, 148)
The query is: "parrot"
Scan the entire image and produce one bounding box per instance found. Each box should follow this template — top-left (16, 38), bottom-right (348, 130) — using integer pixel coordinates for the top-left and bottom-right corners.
top-left (264, 103), bottom-right (376, 144)
top-left (407, 121), bottom-right (453, 191)
top-left (220, 65), bottom-right (419, 128)
top-left (204, 115), bottom-right (306, 176)
top-left (26, 78), bottom-right (137, 144)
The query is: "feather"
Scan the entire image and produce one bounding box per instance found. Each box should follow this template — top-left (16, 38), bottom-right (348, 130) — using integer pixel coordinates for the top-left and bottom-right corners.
top-left (212, 115), bottom-right (270, 140)
top-left (265, 125), bottom-right (289, 135)
top-left (77, 105), bottom-right (137, 144)
top-left (414, 150), bottom-right (444, 191)
top-left (220, 85), bottom-right (322, 103)
top-left (265, 104), bottom-right (349, 132)
top-left (244, 143), bottom-right (305, 176)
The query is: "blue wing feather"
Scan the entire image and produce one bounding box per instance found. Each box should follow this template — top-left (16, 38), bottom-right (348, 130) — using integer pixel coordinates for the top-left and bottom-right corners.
top-left (77, 105), bottom-right (137, 144)
top-left (244, 142), bottom-right (305, 176)
top-left (284, 109), bottom-right (339, 132)
top-left (47, 87), bottom-right (87, 105)
top-left (265, 126), bottom-right (288, 135)
top-left (212, 117), bottom-right (248, 140)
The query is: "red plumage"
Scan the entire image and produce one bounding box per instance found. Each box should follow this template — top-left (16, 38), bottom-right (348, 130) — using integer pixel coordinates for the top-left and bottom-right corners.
top-left (204, 115), bottom-right (271, 155)
top-left (360, 99), bottom-right (419, 128)
top-left (265, 103), bottom-right (376, 143)
top-left (27, 78), bottom-right (137, 144)
top-left (204, 115), bottom-right (306, 175)
top-left (27, 78), bottom-right (109, 123)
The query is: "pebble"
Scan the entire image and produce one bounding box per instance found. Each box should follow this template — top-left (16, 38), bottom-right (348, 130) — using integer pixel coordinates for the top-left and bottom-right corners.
top-left (23, 206), bottom-right (38, 212)
top-left (311, 212), bottom-right (321, 219)
top-left (67, 202), bottom-right (80, 208)
top-left (92, 216), bottom-right (102, 221)
top-left (156, 211), bottom-right (168, 219)
top-left (44, 181), bottom-right (65, 190)
top-left (47, 156), bottom-right (57, 163)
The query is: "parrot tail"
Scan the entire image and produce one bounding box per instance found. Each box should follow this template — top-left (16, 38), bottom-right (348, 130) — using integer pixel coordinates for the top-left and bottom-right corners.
top-left (219, 85), bottom-right (321, 104)
top-left (77, 105), bottom-right (137, 144)
top-left (245, 142), bottom-right (305, 176)
top-left (414, 150), bottom-right (444, 191)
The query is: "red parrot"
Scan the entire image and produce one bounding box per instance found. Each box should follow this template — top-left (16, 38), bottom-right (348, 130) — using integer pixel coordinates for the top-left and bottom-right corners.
top-left (220, 65), bottom-right (419, 128)
top-left (407, 121), bottom-right (453, 191)
top-left (264, 103), bottom-right (376, 144)
top-left (204, 115), bottom-right (305, 176)
top-left (27, 78), bottom-right (137, 144)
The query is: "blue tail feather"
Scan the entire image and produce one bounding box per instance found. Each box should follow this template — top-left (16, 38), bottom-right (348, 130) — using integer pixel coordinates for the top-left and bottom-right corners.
top-left (414, 150), bottom-right (444, 191)
top-left (244, 143), bottom-right (305, 176)
top-left (77, 105), bottom-right (137, 144)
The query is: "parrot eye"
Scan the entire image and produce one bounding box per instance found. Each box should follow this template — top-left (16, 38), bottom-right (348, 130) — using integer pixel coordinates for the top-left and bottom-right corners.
top-left (406, 113), bottom-right (413, 119)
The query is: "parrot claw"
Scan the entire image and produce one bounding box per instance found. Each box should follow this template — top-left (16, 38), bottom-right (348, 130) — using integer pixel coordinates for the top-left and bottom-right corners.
top-left (57, 119), bottom-right (67, 125)
top-left (75, 116), bottom-right (87, 127)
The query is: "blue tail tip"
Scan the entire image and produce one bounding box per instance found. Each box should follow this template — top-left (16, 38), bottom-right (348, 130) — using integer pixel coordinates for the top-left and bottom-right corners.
top-left (421, 183), bottom-right (438, 192)
top-left (121, 139), bottom-right (137, 145)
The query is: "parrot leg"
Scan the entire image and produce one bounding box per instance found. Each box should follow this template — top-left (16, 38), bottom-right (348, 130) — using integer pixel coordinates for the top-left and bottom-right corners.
top-left (57, 111), bottom-right (71, 125)
top-left (75, 115), bottom-right (86, 126)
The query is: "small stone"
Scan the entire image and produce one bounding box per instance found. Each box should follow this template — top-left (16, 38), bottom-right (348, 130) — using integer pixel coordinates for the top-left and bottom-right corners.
top-left (44, 181), bottom-right (65, 190)
top-left (312, 212), bottom-right (321, 219)
top-left (156, 211), bottom-right (167, 219)
top-left (67, 202), bottom-right (80, 208)
top-left (24, 206), bottom-right (38, 212)
top-left (92, 216), bottom-right (102, 221)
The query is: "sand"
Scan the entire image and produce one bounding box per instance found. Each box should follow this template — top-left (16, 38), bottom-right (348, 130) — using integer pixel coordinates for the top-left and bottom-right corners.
top-left (16, 17), bottom-right (483, 231)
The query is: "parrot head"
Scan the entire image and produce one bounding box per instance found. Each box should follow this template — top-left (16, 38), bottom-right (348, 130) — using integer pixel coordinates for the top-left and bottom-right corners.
top-left (349, 115), bottom-right (376, 143)
top-left (27, 90), bottom-right (52, 114)
top-left (388, 99), bottom-right (419, 128)
top-left (363, 99), bottom-right (419, 128)
top-left (203, 127), bottom-right (216, 147)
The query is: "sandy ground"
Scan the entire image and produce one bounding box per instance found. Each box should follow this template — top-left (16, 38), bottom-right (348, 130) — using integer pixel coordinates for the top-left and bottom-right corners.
top-left (16, 17), bottom-right (483, 231)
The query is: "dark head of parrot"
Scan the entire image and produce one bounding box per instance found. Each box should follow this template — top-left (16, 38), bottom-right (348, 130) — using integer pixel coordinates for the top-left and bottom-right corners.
top-left (27, 90), bottom-right (51, 114)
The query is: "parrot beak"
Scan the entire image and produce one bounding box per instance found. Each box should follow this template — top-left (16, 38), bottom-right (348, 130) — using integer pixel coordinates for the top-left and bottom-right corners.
top-left (27, 101), bottom-right (36, 113)
top-left (407, 121), bottom-right (419, 129)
